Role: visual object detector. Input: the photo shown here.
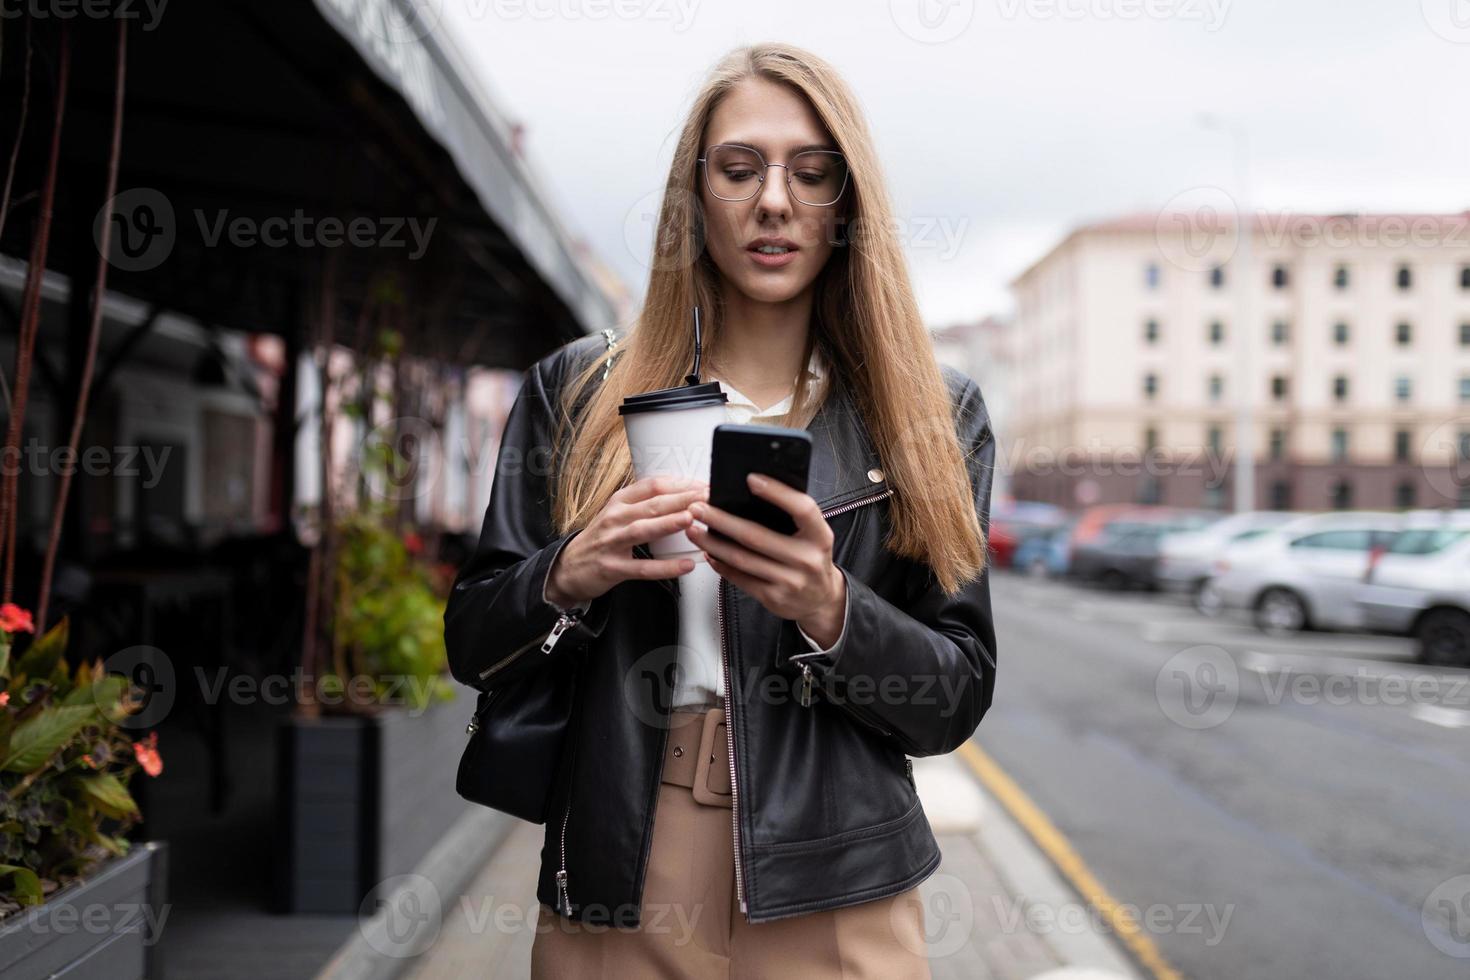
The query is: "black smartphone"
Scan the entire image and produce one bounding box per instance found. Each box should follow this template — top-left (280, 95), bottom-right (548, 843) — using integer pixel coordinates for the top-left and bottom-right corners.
top-left (706, 424), bottom-right (813, 542)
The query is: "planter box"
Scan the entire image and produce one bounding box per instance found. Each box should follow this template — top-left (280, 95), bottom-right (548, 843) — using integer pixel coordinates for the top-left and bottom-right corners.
top-left (274, 690), bottom-right (474, 913)
top-left (0, 841), bottom-right (168, 980)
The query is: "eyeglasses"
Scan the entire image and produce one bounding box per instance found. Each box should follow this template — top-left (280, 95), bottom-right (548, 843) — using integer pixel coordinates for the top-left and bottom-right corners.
top-left (697, 144), bottom-right (850, 207)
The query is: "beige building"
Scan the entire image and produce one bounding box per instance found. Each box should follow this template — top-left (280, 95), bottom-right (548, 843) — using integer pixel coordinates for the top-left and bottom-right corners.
top-left (1008, 211), bottom-right (1470, 511)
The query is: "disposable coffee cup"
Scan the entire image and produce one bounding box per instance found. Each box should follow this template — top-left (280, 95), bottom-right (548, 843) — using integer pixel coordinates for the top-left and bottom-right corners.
top-left (619, 380), bottom-right (728, 560)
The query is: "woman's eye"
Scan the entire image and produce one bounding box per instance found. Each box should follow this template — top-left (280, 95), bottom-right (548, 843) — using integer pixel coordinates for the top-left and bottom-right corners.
top-left (724, 170), bottom-right (756, 181)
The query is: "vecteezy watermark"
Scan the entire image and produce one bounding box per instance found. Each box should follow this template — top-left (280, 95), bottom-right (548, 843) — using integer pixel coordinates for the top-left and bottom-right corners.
top-left (1418, 416), bottom-right (1470, 505)
top-left (900, 872), bottom-right (976, 958)
top-left (0, 0), bottom-right (169, 31)
top-left (359, 874), bottom-right (442, 959)
top-left (100, 645), bottom-right (176, 730)
top-left (1156, 644), bottom-right (1239, 730)
top-left (996, 0), bottom-right (1230, 30)
top-left (96, 188), bottom-right (438, 272)
top-left (991, 896), bottom-right (1235, 946)
top-left (0, 439), bottom-right (171, 486)
top-left (8, 899), bottom-right (172, 944)
top-left (457, 895), bottom-right (707, 942)
top-left (462, 0), bottom-right (700, 31)
top-left (1154, 186), bottom-right (1241, 273)
top-left (889, 0), bottom-right (976, 44)
top-left (1421, 0), bottom-right (1470, 44)
top-left (1423, 874), bottom-right (1470, 958)
top-left (194, 666), bottom-right (451, 716)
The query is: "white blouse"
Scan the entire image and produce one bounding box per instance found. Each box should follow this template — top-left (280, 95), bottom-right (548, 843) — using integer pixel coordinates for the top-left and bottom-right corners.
top-left (540, 345), bottom-right (851, 710)
top-left (672, 346), bottom-right (849, 709)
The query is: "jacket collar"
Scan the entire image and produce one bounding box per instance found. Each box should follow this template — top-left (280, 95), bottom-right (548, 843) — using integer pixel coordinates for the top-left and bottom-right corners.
top-left (804, 374), bottom-right (890, 513)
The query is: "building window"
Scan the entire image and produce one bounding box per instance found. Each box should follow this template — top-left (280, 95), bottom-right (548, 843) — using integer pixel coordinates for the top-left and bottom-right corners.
top-left (1207, 425), bottom-right (1223, 456)
top-left (1461, 264), bottom-right (1470, 291)
top-left (1144, 426), bottom-right (1159, 452)
top-left (1146, 263), bottom-right (1161, 290)
top-left (1272, 319), bottom-right (1289, 345)
top-left (1271, 264), bottom-right (1289, 289)
top-left (1459, 431), bottom-right (1470, 460)
top-left (1396, 321), bottom-right (1412, 346)
top-left (1461, 322), bottom-right (1470, 346)
top-left (1269, 479), bottom-right (1292, 509)
top-left (1333, 265), bottom-right (1350, 290)
top-left (1209, 374), bottom-right (1224, 402)
top-left (1333, 321), bottom-right (1349, 345)
top-left (1396, 264), bottom-right (1413, 291)
top-left (1144, 318), bottom-right (1160, 343)
top-left (1394, 429), bottom-right (1411, 462)
top-left (1210, 264), bottom-right (1225, 289)
top-left (1330, 478), bottom-right (1353, 509)
top-left (1333, 375), bottom-right (1349, 402)
top-left (1395, 481), bottom-right (1416, 508)
top-left (1395, 376), bottom-right (1412, 402)
top-left (1208, 320), bottom-right (1225, 344)
top-left (1460, 377), bottom-right (1470, 403)
top-left (1144, 373), bottom-right (1158, 399)
top-left (1331, 428), bottom-right (1349, 462)
top-left (1271, 375), bottom-right (1288, 401)
top-left (1460, 485), bottom-right (1470, 509)
top-left (1269, 428), bottom-right (1285, 460)
top-left (1138, 474), bottom-right (1162, 505)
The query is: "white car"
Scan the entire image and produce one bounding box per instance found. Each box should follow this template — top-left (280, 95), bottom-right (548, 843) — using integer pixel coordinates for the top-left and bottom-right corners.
top-left (1208, 511), bottom-right (1406, 633)
top-left (1156, 510), bottom-right (1297, 607)
top-left (1355, 511), bottom-right (1470, 664)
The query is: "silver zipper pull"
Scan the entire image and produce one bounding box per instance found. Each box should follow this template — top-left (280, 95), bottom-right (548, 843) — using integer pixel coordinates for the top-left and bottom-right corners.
top-left (556, 869), bottom-right (570, 912)
top-left (466, 715), bottom-right (480, 735)
top-left (541, 612), bottom-right (579, 654)
top-left (799, 662), bottom-right (814, 707)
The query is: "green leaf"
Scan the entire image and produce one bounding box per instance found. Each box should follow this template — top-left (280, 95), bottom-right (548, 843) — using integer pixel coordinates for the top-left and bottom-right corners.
top-left (61, 674), bottom-right (129, 714)
top-left (1, 705), bottom-right (96, 772)
top-left (75, 772), bottom-right (140, 820)
top-left (0, 863), bottom-right (42, 904)
top-left (13, 617), bottom-right (68, 683)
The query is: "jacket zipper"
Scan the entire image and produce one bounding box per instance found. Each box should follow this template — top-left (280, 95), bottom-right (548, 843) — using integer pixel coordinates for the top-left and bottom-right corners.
top-left (717, 575), bottom-right (747, 914)
top-left (783, 487), bottom-right (900, 736)
top-left (718, 484), bottom-right (895, 918)
top-left (477, 608), bottom-right (582, 682)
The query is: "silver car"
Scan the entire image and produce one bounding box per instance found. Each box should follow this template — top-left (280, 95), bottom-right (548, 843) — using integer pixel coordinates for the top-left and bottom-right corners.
top-left (1355, 511), bottom-right (1470, 665)
top-left (1208, 511), bottom-right (1405, 633)
top-left (1157, 510), bottom-right (1297, 608)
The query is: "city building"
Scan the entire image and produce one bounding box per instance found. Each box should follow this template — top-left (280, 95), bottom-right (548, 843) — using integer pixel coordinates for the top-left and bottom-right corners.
top-left (1008, 211), bottom-right (1470, 511)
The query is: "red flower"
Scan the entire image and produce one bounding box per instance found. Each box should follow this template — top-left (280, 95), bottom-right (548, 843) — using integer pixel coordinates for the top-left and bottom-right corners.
top-left (0, 691), bottom-right (9, 707)
top-left (133, 731), bottom-right (163, 777)
top-left (403, 531), bottom-right (424, 556)
top-left (0, 604), bottom-right (34, 634)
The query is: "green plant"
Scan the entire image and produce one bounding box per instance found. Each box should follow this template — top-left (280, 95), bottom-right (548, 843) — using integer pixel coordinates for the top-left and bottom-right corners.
top-left (0, 605), bottom-right (158, 913)
top-left (327, 509), bottom-right (454, 713)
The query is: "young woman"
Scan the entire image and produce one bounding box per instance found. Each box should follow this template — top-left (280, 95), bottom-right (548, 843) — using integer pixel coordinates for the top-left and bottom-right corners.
top-left (445, 41), bottom-right (997, 978)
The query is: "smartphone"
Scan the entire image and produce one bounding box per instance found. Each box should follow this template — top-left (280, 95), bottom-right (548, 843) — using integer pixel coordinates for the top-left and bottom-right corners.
top-left (706, 424), bottom-right (813, 542)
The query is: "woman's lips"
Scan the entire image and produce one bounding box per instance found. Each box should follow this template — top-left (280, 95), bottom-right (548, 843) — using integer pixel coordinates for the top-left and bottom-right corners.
top-left (747, 247), bottom-right (798, 268)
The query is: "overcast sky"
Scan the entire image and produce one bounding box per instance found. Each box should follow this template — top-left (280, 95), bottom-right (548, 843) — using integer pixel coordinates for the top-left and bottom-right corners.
top-left (440, 0), bottom-right (1470, 325)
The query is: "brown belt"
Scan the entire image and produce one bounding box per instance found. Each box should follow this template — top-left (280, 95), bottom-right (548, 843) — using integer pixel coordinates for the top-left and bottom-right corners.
top-left (662, 706), bottom-right (733, 808)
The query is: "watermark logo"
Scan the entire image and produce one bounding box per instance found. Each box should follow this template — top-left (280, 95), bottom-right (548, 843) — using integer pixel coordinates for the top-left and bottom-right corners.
top-left (903, 871), bottom-right (976, 957)
top-left (1422, 0), bottom-right (1470, 43)
top-left (1153, 186), bottom-right (1240, 273)
top-left (97, 188), bottom-right (176, 273)
top-left (100, 645), bottom-right (175, 729)
top-left (360, 416), bottom-right (445, 503)
top-left (1422, 874), bottom-right (1470, 958)
top-left (1155, 644), bottom-right (1238, 729)
top-left (890, 0), bottom-right (975, 44)
top-left (359, 873), bottom-right (442, 958)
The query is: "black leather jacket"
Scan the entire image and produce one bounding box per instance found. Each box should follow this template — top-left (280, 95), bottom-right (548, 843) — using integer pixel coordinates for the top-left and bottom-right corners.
top-left (444, 331), bottom-right (998, 926)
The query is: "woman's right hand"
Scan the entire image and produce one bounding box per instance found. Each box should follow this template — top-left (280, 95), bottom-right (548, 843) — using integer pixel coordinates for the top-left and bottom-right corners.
top-left (545, 475), bottom-right (710, 608)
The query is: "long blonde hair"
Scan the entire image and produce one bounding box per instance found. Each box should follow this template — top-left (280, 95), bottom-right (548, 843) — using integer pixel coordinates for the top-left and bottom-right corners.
top-left (550, 42), bottom-right (988, 596)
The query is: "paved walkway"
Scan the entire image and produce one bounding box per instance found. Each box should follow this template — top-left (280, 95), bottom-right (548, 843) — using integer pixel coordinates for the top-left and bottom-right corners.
top-left (396, 753), bottom-right (1143, 980)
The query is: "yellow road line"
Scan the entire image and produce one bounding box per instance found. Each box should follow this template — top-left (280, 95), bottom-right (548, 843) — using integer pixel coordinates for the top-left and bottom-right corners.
top-left (956, 740), bottom-right (1186, 980)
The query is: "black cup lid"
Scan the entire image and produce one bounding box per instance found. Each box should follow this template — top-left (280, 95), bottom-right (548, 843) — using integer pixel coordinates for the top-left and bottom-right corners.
top-left (618, 380), bottom-right (729, 415)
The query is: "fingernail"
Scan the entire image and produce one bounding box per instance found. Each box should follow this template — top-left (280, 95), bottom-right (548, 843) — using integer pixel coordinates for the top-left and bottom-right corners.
top-left (690, 503), bottom-right (706, 517)
top-left (748, 473), bottom-right (766, 487)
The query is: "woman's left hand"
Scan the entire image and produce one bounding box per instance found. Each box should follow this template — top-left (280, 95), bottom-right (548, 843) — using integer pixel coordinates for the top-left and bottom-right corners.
top-left (687, 473), bottom-right (846, 647)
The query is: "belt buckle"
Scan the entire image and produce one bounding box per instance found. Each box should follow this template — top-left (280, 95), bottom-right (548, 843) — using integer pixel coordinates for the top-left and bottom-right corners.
top-left (691, 707), bottom-right (733, 807)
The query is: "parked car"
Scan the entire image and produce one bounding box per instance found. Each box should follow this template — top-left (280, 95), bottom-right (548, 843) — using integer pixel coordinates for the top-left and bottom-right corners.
top-left (1208, 511), bottom-right (1405, 633)
top-left (1157, 510), bottom-right (1297, 609)
top-left (988, 500), bottom-right (1068, 569)
top-left (1355, 510), bottom-right (1470, 665)
top-left (1013, 521), bottom-right (1075, 579)
top-left (1069, 509), bottom-right (1223, 591)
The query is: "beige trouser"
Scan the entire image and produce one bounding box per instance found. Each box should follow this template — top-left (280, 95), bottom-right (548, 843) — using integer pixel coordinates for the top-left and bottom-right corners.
top-left (530, 706), bottom-right (932, 979)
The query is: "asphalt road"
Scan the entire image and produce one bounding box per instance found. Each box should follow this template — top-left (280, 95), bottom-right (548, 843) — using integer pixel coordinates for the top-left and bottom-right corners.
top-left (974, 571), bottom-right (1470, 980)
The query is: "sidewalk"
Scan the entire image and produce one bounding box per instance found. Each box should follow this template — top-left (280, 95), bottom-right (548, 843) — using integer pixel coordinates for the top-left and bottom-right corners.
top-left (325, 749), bottom-right (1145, 980)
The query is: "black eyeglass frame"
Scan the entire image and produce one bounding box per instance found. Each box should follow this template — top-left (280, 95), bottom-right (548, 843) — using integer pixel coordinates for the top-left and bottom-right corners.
top-left (696, 144), bottom-right (852, 207)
